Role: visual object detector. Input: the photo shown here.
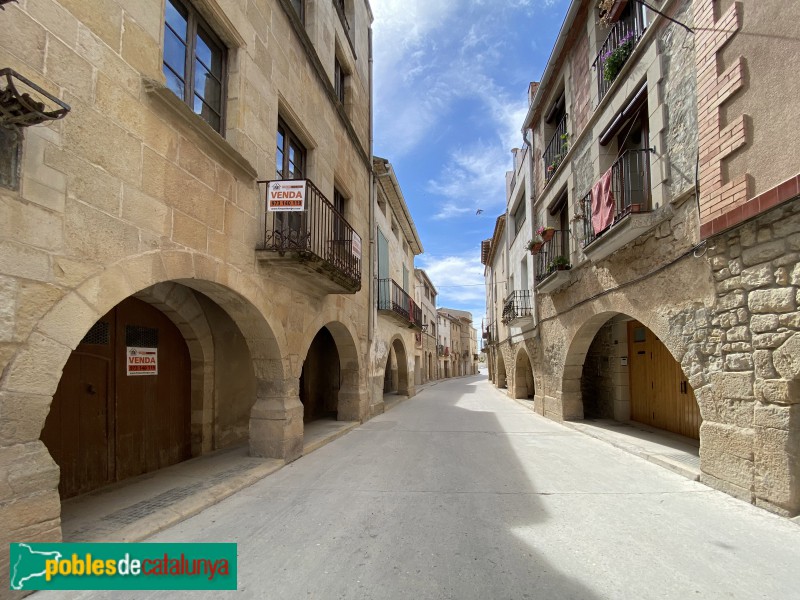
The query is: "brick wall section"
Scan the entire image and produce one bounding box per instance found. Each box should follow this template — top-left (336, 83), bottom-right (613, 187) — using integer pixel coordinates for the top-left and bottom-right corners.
top-left (694, 0), bottom-right (748, 227)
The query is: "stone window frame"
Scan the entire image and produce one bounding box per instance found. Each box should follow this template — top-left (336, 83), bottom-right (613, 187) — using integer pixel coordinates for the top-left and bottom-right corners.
top-left (163, 0), bottom-right (228, 134)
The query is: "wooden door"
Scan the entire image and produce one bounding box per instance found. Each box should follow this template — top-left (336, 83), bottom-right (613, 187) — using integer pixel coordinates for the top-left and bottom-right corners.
top-left (115, 298), bottom-right (191, 481)
top-left (41, 319), bottom-right (114, 499)
top-left (41, 297), bottom-right (191, 499)
top-left (627, 321), bottom-right (701, 439)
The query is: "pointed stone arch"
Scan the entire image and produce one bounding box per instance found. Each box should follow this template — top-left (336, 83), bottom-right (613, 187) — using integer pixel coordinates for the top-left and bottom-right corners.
top-left (496, 349), bottom-right (507, 389)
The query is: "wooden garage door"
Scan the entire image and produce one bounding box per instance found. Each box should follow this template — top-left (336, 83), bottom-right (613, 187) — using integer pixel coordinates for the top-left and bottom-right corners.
top-left (627, 321), bottom-right (701, 439)
top-left (41, 298), bottom-right (191, 498)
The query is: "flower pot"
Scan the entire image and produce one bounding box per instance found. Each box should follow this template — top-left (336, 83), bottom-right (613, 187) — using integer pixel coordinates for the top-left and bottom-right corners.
top-left (541, 228), bottom-right (555, 243)
top-left (530, 242), bottom-right (544, 254)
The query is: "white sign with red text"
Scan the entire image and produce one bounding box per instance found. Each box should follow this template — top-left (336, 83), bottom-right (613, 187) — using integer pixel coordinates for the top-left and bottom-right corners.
top-left (351, 232), bottom-right (362, 260)
top-left (267, 180), bottom-right (306, 212)
top-left (127, 347), bottom-right (158, 376)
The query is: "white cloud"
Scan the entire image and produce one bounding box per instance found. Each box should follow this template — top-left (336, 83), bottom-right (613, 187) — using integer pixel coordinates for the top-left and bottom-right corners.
top-left (418, 254), bottom-right (486, 325)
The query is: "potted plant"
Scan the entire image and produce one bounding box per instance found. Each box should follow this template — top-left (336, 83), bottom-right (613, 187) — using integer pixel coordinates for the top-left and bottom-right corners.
top-left (536, 225), bottom-right (556, 243)
top-left (602, 32), bottom-right (635, 83)
top-left (526, 236), bottom-right (544, 254)
top-left (548, 255), bottom-right (572, 272)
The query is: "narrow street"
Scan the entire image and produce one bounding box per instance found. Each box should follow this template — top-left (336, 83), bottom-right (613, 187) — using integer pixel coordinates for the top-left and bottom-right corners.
top-left (40, 376), bottom-right (800, 599)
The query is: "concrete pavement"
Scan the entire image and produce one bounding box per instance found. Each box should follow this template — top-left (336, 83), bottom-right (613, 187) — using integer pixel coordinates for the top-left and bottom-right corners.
top-left (37, 375), bottom-right (800, 599)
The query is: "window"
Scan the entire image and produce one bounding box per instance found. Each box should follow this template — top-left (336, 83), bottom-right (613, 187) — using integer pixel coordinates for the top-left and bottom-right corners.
top-left (334, 58), bottom-right (347, 104)
top-left (276, 119), bottom-right (307, 234)
top-left (163, 0), bottom-right (226, 133)
top-left (333, 187), bottom-right (347, 239)
top-left (276, 119), bottom-right (306, 180)
top-left (512, 199), bottom-right (526, 236)
top-left (290, 0), bottom-right (304, 23)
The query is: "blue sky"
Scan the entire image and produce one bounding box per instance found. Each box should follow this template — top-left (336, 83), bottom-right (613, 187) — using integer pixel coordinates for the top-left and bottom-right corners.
top-left (372, 0), bottom-right (570, 328)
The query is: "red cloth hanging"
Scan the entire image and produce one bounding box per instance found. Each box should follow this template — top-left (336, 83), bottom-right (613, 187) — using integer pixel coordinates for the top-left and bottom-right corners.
top-left (591, 168), bottom-right (615, 234)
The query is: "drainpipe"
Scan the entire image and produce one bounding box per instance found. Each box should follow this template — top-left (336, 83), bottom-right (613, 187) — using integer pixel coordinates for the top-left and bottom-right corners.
top-left (368, 26), bottom-right (375, 346)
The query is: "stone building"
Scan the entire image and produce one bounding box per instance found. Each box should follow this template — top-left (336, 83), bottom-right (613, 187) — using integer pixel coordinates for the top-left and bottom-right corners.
top-left (0, 0), bottom-right (376, 575)
top-left (436, 309), bottom-right (452, 378)
top-left (414, 268), bottom-right (438, 384)
top-left (482, 214), bottom-right (510, 389)
top-left (484, 0), bottom-right (800, 517)
top-left (371, 157), bottom-right (423, 412)
top-left (440, 308), bottom-right (478, 376)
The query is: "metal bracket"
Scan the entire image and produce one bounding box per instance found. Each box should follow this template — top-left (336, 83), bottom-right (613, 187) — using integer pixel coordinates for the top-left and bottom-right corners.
top-left (0, 68), bottom-right (70, 129)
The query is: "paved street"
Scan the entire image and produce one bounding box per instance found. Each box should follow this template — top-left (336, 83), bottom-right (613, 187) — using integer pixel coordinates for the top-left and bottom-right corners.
top-left (40, 375), bottom-right (800, 599)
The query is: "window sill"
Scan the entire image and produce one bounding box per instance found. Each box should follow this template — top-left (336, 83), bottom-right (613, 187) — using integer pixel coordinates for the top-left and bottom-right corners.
top-left (143, 77), bottom-right (257, 180)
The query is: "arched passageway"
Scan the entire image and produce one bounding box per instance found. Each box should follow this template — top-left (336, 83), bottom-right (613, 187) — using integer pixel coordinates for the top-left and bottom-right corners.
top-left (497, 351), bottom-right (507, 389)
top-left (572, 314), bottom-right (701, 439)
top-left (383, 337), bottom-right (410, 398)
top-left (513, 349), bottom-right (534, 400)
top-left (300, 327), bottom-right (340, 423)
top-left (38, 280), bottom-right (276, 501)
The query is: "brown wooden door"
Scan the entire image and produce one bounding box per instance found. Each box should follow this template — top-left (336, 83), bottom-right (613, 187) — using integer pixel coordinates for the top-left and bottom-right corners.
top-left (627, 321), bottom-right (701, 440)
top-left (42, 320), bottom-right (115, 499)
top-left (41, 298), bottom-right (191, 499)
top-left (115, 298), bottom-right (191, 480)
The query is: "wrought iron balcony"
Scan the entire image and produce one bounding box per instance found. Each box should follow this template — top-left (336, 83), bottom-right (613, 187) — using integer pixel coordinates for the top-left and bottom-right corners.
top-left (377, 278), bottom-right (423, 329)
top-left (592, 10), bottom-right (646, 102)
top-left (543, 114), bottom-right (568, 184)
top-left (581, 149), bottom-right (653, 261)
top-left (501, 290), bottom-right (533, 324)
top-left (256, 179), bottom-right (361, 295)
top-left (535, 230), bottom-right (572, 293)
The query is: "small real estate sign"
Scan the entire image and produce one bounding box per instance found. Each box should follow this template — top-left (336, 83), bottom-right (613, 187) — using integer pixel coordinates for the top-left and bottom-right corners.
top-left (126, 347), bottom-right (158, 376)
top-left (267, 180), bottom-right (306, 212)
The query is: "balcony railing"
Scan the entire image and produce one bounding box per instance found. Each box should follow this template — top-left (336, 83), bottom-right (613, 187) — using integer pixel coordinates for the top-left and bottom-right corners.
top-left (581, 149), bottom-right (652, 247)
top-left (543, 113), bottom-right (568, 184)
top-left (377, 278), bottom-right (423, 329)
top-left (501, 290), bottom-right (532, 324)
top-left (259, 179), bottom-right (361, 292)
top-left (592, 10), bottom-right (646, 102)
top-left (535, 229), bottom-right (571, 283)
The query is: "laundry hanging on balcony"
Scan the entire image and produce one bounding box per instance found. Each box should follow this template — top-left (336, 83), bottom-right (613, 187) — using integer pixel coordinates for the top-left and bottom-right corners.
top-left (591, 167), bottom-right (615, 234)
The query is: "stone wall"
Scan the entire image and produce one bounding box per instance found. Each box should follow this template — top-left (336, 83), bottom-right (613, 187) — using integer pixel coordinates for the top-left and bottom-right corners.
top-left (688, 199), bottom-right (800, 515)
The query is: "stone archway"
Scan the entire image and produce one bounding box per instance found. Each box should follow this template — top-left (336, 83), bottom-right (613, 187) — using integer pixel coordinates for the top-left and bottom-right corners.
top-left (497, 350), bottom-right (507, 389)
top-left (298, 320), bottom-right (364, 423)
top-left (562, 311), bottom-right (700, 440)
top-left (513, 348), bottom-right (535, 400)
top-left (0, 252), bottom-right (294, 548)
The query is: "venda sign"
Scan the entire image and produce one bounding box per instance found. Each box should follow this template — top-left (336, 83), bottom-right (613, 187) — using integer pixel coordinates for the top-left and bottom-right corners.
top-left (267, 180), bottom-right (306, 212)
top-left (127, 347), bottom-right (157, 376)
top-left (9, 543), bottom-right (237, 590)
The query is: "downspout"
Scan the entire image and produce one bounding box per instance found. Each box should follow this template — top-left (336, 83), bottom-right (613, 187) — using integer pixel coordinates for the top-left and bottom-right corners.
top-left (368, 25), bottom-right (375, 345)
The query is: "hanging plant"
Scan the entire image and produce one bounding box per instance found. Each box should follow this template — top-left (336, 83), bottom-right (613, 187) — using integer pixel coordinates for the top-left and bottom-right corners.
top-left (602, 32), bottom-right (635, 82)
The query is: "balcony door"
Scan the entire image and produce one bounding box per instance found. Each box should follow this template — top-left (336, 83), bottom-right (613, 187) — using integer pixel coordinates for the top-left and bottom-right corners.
top-left (377, 229), bottom-right (389, 308)
top-left (617, 108), bottom-right (649, 211)
top-left (275, 120), bottom-right (307, 247)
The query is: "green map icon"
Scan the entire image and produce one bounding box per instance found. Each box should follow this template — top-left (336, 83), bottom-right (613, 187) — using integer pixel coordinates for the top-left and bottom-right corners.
top-left (9, 543), bottom-right (63, 590)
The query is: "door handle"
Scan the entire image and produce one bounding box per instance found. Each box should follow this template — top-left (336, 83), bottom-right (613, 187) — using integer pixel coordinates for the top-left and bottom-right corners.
top-left (86, 384), bottom-right (97, 395)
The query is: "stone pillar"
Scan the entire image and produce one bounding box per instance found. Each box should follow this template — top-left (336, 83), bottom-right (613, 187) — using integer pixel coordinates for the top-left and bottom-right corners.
top-left (338, 367), bottom-right (367, 422)
top-left (249, 378), bottom-right (303, 462)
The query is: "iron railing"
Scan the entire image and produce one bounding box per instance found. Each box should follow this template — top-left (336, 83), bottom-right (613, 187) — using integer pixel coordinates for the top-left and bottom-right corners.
top-left (377, 278), bottom-right (423, 328)
top-left (535, 229), bottom-right (571, 283)
top-left (581, 149), bottom-right (652, 247)
top-left (502, 290), bottom-right (532, 323)
top-left (260, 179), bottom-right (361, 286)
top-left (543, 113), bottom-right (568, 183)
top-left (592, 10), bottom-right (646, 102)
top-left (483, 320), bottom-right (498, 344)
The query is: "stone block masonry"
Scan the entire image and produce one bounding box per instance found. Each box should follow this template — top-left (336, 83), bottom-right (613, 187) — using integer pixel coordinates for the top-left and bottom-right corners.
top-left (696, 199), bottom-right (800, 515)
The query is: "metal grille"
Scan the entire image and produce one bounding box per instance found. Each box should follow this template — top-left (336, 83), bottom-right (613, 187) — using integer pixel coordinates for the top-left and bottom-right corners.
top-left (125, 325), bottom-right (159, 348)
top-left (80, 321), bottom-right (110, 345)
